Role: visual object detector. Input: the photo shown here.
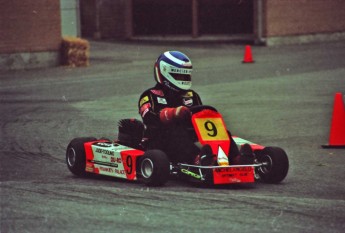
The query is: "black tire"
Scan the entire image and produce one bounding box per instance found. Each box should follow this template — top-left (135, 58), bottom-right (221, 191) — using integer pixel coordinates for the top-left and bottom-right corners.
top-left (66, 137), bottom-right (97, 176)
top-left (139, 150), bottom-right (170, 186)
top-left (256, 147), bottom-right (289, 184)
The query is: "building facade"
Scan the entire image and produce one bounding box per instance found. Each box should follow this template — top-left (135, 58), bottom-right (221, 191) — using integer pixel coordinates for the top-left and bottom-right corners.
top-left (0, 0), bottom-right (62, 70)
top-left (1, 0), bottom-right (344, 70)
top-left (263, 0), bottom-right (345, 45)
top-left (80, 0), bottom-right (345, 45)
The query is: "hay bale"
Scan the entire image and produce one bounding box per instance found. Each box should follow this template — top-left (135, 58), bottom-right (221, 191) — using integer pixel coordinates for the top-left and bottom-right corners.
top-left (61, 37), bottom-right (90, 67)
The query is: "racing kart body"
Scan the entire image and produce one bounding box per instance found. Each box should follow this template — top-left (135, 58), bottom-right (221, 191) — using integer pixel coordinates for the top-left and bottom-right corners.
top-left (66, 106), bottom-right (289, 186)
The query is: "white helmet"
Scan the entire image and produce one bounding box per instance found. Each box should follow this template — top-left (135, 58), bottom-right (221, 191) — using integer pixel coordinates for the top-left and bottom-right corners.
top-left (154, 51), bottom-right (192, 91)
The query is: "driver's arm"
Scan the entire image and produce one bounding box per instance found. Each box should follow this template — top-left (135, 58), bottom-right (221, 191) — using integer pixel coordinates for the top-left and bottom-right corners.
top-left (138, 92), bottom-right (161, 127)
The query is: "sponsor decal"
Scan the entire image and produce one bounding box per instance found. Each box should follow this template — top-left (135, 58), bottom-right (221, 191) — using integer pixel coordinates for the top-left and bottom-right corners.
top-left (170, 68), bottom-right (192, 74)
top-left (95, 148), bottom-right (114, 156)
top-left (157, 97), bottom-right (167, 105)
top-left (139, 96), bottom-right (149, 107)
top-left (183, 91), bottom-right (193, 97)
top-left (213, 166), bottom-right (254, 184)
top-left (215, 167), bottom-right (252, 173)
top-left (181, 169), bottom-right (201, 179)
top-left (98, 167), bottom-right (125, 174)
top-left (150, 89), bottom-right (164, 96)
top-left (111, 157), bottom-right (122, 163)
top-left (183, 98), bottom-right (193, 106)
top-left (141, 108), bottom-right (149, 117)
top-left (180, 81), bottom-right (191, 86)
top-left (140, 103), bottom-right (151, 115)
top-left (99, 167), bottom-right (114, 173)
top-left (115, 169), bottom-right (125, 175)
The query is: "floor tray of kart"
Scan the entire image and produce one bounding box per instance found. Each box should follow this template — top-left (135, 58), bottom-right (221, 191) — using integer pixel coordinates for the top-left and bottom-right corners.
top-left (66, 106), bottom-right (289, 186)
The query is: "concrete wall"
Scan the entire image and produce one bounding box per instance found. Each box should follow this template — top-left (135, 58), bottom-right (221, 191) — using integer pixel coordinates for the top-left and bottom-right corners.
top-left (0, 0), bottom-right (62, 70)
top-left (60, 0), bottom-right (80, 37)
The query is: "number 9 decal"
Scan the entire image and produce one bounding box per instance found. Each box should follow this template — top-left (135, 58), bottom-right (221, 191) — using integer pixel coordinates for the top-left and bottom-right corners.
top-left (204, 120), bottom-right (218, 137)
top-left (126, 156), bottom-right (133, 174)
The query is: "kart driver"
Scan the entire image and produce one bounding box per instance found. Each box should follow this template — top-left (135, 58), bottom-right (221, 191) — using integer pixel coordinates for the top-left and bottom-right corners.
top-left (138, 51), bottom-right (250, 165)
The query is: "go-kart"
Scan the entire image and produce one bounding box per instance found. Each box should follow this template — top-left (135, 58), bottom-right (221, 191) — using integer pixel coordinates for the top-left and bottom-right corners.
top-left (66, 106), bottom-right (289, 186)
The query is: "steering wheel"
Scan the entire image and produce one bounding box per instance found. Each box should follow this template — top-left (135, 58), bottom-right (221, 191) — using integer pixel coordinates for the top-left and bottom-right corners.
top-left (189, 105), bottom-right (218, 114)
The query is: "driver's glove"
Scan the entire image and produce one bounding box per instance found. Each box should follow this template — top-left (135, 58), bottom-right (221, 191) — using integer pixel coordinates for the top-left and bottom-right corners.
top-left (160, 106), bottom-right (191, 124)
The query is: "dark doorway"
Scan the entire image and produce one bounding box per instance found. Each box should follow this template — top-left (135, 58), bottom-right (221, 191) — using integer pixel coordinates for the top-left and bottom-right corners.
top-left (199, 0), bottom-right (253, 35)
top-left (133, 0), bottom-right (192, 35)
top-left (132, 0), bottom-right (254, 37)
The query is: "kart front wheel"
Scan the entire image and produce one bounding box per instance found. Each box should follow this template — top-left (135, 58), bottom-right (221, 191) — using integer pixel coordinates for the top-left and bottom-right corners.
top-left (256, 147), bottom-right (289, 183)
top-left (66, 137), bottom-right (97, 176)
top-left (139, 150), bottom-right (170, 186)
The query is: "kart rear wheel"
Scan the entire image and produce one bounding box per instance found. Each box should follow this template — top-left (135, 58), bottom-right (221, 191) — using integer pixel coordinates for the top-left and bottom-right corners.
top-left (66, 137), bottom-right (97, 176)
top-left (139, 150), bottom-right (170, 186)
top-left (256, 147), bottom-right (289, 183)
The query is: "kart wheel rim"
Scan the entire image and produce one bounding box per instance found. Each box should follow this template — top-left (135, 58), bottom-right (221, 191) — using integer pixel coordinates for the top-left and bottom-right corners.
top-left (67, 148), bottom-right (76, 167)
top-left (141, 158), bottom-right (154, 178)
top-left (259, 154), bottom-right (273, 174)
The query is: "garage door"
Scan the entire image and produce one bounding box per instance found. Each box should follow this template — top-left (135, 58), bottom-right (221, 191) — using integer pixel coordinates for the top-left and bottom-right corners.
top-left (133, 0), bottom-right (253, 36)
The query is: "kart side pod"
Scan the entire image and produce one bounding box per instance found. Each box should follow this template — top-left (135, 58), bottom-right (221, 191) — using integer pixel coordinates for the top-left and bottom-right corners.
top-left (66, 137), bottom-right (171, 186)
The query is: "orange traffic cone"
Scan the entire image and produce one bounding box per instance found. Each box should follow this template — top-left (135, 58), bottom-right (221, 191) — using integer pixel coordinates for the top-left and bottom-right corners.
top-left (242, 45), bottom-right (254, 63)
top-left (322, 92), bottom-right (345, 148)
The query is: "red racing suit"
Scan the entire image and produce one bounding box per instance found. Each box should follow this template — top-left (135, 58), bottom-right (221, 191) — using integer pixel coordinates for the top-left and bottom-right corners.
top-left (138, 84), bottom-right (202, 126)
top-left (138, 84), bottom-right (202, 163)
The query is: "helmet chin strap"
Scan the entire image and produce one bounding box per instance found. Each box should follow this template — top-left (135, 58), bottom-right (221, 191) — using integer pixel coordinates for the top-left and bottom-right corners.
top-left (162, 80), bottom-right (180, 92)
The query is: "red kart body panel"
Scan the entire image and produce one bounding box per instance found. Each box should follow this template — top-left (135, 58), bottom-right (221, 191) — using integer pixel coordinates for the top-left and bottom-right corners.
top-left (84, 141), bottom-right (144, 180)
top-left (192, 109), bottom-right (258, 184)
top-left (192, 110), bottom-right (230, 157)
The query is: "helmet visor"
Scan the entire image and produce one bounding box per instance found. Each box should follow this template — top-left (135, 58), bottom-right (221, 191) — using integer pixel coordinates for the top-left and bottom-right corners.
top-left (170, 73), bottom-right (191, 82)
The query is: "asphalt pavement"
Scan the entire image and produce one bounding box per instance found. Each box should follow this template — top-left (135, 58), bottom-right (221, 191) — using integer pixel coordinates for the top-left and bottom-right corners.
top-left (1, 40), bottom-right (345, 233)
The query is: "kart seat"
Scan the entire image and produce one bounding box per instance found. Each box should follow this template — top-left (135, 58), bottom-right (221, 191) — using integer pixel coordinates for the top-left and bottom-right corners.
top-left (117, 118), bottom-right (144, 148)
